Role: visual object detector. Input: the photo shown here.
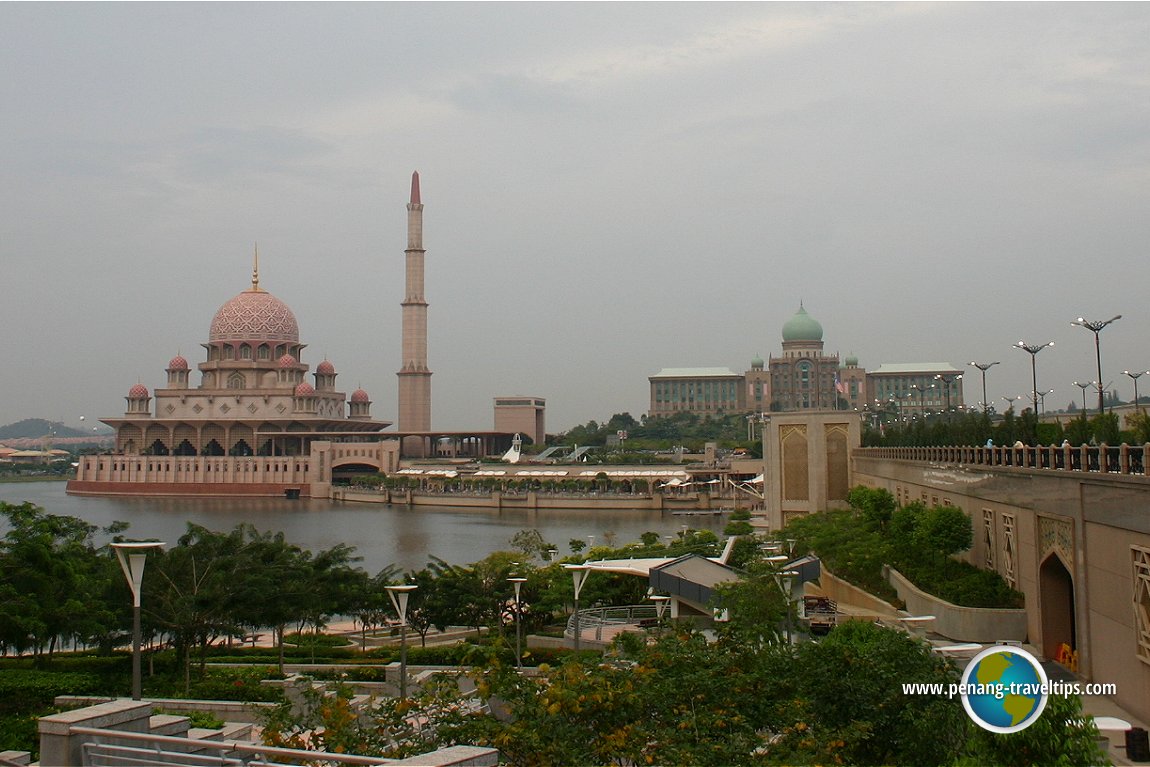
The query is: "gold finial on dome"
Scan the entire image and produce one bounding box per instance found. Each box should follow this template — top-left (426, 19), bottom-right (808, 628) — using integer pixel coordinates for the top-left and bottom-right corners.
top-left (250, 243), bottom-right (263, 292)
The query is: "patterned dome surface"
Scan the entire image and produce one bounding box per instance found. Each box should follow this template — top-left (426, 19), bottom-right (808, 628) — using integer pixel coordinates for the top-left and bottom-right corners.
top-left (316, 359), bottom-right (336, 374)
top-left (278, 353), bottom-right (297, 368)
top-left (350, 388), bottom-right (371, 403)
top-left (128, 383), bottom-right (150, 399)
top-left (168, 355), bottom-right (189, 370)
top-left (210, 289), bottom-right (299, 344)
top-left (294, 382), bottom-right (315, 397)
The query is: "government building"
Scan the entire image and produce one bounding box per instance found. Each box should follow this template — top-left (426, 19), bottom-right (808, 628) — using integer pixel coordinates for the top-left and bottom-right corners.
top-left (647, 304), bottom-right (964, 420)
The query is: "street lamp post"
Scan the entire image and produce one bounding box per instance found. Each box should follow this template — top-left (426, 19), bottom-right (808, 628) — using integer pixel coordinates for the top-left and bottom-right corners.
top-left (773, 570), bottom-right (799, 643)
top-left (1036, 389), bottom-right (1054, 418)
top-left (1125, 370), bottom-right (1149, 412)
top-left (934, 373), bottom-right (963, 418)
top-left (1071, 315), bottom-right (1121, 415)
top-left (1073, 381), bottom-right (1093, 415)
top-left (1014, 340), bottom-right (1054, 436)
top-left (649, 594), bottom-right (671, 637)
top-left (111, 541), bottom-right (166, 700)
top-left (385, 584), bottom-right (418, 699)
top-left (1002, 395), bottom-right (1020, 412)
top-left (508, 576), bottom-right (527, 668)
top-left (564, 564), bottom-right (591, 651)
top-left (968, 362), bottom-right (1000, 416)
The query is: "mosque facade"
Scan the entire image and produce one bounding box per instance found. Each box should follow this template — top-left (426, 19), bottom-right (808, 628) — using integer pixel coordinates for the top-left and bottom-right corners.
top-left (68, 250), bottom-right (401, 497)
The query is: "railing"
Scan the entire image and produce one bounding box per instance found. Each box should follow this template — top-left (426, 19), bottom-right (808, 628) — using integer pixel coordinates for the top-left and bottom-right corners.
top-left (565, 605), bottom-right (658, 642)
top-left (71, 725), bottom-right (496, 767)
top-left (72, 726), bottom-right (394, 766)
top-left (857, 443), bottom-right (1150, 477)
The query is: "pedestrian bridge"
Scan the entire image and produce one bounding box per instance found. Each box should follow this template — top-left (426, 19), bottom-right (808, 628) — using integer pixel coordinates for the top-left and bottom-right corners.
top-left (851, 441), bottom-right (1150, 726)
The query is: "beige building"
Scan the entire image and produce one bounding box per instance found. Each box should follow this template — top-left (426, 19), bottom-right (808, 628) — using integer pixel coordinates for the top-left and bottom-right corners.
top-left (494, 396), bottom-right (546, 445)
top-left (866, 363), bottom-right (965, 418)
top-left (761, 411), bottom-right (860, 529)
top-left (648, 368), bottom-right (746, 418)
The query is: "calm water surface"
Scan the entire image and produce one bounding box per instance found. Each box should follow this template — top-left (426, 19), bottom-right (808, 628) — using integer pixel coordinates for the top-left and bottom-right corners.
top-left (1, 482), bottom-right (725, 573)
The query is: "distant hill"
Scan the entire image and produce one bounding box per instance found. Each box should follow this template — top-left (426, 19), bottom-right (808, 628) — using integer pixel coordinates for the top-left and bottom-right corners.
top-left (0, 419), bottom-right (94, 440)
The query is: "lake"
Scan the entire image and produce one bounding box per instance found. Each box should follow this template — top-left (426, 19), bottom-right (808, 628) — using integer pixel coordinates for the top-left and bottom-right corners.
top-left (0, 482), bottom-right (725, 573)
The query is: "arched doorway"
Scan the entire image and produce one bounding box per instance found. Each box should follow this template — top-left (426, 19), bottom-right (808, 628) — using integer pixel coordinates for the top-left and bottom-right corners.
top-left (1039, 553), bottom-right (1076, 662)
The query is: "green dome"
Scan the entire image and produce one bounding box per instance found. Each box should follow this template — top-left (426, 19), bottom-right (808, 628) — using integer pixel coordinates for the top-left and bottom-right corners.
top-left (845, 354), bottom-right (858, 367)
top-left (782, 306), bottom-right (823, 342)
top-left (751, 354), bottom-right (764, 369)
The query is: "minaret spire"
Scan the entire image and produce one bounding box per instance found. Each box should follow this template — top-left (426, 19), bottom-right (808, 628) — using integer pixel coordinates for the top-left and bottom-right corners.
top-left (251, 243), bottom-right (262, 292)
top-left (397, 171), bottom-right (432, 444)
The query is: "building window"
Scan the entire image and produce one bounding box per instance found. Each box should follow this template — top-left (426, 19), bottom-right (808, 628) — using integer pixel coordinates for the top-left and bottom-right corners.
top-left (1134, 546), bottom-right (1150, 664)
top-left (227, 372), bottom-right (246, 390)
top-left (983, 509), bottom-right (995, 570)
top-left (1002, 513), bottom-right (1017, 588)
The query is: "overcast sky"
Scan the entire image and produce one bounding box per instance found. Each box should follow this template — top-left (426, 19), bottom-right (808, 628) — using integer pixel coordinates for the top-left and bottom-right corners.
top-left (3, 3), bottom-right (1149, 435)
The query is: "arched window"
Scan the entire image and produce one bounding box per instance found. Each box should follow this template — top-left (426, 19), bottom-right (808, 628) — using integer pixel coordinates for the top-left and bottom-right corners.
top-left (240, 344), bottom-right (252, 360)
top-left (258, 344), bottom-right (270, 360)
top-left (223, 345), bottom-right (235, 360)
top-left (227, 372), bottom-right (246, 389)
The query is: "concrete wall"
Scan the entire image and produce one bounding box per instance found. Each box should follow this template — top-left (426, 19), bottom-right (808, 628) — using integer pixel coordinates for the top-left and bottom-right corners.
top-left (816, 565), bottom-right (901, 619)
top-left (886, 566), bottom-right (1028, 642)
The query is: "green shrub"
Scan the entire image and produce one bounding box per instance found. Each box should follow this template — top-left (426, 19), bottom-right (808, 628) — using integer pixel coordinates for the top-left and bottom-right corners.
top-left (785, 488), bottom-right (1020, 610)
top-left (0, 670), bottom-right (106, 714)
top-left (283, 632), bottom-right (354, 648)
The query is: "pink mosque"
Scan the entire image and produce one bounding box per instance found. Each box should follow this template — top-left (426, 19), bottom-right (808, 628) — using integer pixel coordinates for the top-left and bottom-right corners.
top-left (67, 173), bottom-right (467, 498)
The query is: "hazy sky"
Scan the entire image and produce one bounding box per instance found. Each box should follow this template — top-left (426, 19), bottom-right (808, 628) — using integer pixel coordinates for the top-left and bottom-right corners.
top-left (3, 3), bottom-right (1149, 434)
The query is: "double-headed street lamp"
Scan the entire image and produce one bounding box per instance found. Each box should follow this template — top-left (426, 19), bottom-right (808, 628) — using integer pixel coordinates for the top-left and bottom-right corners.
top-left (1014, 340), bottom-right (1054, 428)
top-left (112, 541), bottom-right (166, 700)
top-left (1071, 315), bottom-right (1121, 415)
top-left (968, 362), bottom-right (999, 416)
top-left (934, 373), bottom-right (963, 417)
top-left (385, 583), bottom-right (418, 699)
top-left (1073, 381), bottom-right (1094, 415)
top-left (508, 576), bottom-right (527, 668)
top-left (1125, 370), bottom-right (1149, 412)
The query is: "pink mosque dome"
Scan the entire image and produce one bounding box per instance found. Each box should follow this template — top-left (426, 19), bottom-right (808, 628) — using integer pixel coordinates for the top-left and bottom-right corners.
top-left (316, 359), bottom-right (336, 374)
top-left (294, 382), bottom-right (315, 397)
top-left (168, 355), bottom-right (189, 370)
top-left (210, 288), bottom-right (300, 344)
top-left (278, 353), bottom-right (297, 368)
top-left (350, 388), bottom-right (371, 403)
top-left (128, 383), bottom-right (150, 399)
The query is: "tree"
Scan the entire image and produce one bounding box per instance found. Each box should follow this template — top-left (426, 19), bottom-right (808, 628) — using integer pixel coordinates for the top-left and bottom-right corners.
top-left (961, 691), bottom-right (1107, 766)
top-left (776, 620), bottom-right (967, 766)
top-left (0, 503), bottom-right (117, 660)
top-left (508, 529), bottom-right (555, 561)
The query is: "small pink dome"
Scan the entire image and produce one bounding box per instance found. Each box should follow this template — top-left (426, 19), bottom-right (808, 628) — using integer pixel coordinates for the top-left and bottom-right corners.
top-left (278, 354), bottom-right (297, 368)
top-left (316, 359), bottom-right (336, 374)
top-left (168, 355), bottom-right (188, 370)
top-left (294, 382), bottom-right (315, 397)
top-left (128, 383), bottom-right (150, 399)
top-left (350, 388), bottom-right (370, 403)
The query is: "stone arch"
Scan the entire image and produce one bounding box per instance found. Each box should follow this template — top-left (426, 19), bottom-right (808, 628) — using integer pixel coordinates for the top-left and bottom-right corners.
top-left (1039, 552), bottom-right (1076, 662)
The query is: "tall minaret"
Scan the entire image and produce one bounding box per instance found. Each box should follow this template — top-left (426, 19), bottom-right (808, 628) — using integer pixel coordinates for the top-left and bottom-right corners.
top-left (397, 171), bottom-right (432, 434)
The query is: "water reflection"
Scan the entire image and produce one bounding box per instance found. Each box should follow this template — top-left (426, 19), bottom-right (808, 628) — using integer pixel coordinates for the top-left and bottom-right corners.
top-left (0, 483), bottom-right (725, 573)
